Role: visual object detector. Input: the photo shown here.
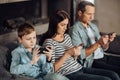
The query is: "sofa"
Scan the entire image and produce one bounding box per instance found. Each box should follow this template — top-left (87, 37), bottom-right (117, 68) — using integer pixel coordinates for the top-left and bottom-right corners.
top-left (104, 34), bottom-right (120, 67)
top-left (0, 34), bottom-right (120, 80)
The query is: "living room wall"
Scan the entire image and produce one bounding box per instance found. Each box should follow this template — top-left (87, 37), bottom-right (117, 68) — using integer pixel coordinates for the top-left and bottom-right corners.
top-left (95, 0), bottom-right (120, 34)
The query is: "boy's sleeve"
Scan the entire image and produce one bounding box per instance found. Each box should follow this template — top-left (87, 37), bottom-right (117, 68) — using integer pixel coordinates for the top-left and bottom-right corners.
top-left (10, 50), bottom-right (32, 75)
top-left (10, 50), bottom-right (40, 78)
top-left (42, 62), bottom-right (53, 74)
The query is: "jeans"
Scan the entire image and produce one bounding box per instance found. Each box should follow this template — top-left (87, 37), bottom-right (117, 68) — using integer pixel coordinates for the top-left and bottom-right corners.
top-left (92, 56), bottom-right (120, 76)
top-left (44, 72), bottom-right (69, 80)
top-left (66, 67), bottom-right (120, 80)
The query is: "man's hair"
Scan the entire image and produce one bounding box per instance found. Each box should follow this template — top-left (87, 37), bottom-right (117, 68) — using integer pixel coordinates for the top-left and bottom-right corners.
top-left (17, 23), bottom-right (35, 38)
top-left (77, 1), bottom-right (95, 13)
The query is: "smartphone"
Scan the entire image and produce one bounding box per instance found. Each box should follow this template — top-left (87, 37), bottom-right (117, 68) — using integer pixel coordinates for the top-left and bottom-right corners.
top-left (103, 32), bottom-right (115, 38)
top-left (79, 43), bottom-right (83, 46)
top-left (108, 32), bottom-right (114, 36)
top-left (38, 47), bottom-right (51, 54)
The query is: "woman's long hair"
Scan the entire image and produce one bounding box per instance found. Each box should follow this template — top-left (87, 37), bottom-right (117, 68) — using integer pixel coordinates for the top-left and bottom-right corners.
top-left (39, 10), bottom-right (70, 46)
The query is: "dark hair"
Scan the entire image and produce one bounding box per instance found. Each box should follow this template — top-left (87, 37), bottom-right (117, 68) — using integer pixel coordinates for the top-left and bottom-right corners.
top-left (77, 1), bottom-right (95, 13)
top-left (17, 23), bottom-right (35, 38)
top-left (39, 10), bottom-right (70, 46)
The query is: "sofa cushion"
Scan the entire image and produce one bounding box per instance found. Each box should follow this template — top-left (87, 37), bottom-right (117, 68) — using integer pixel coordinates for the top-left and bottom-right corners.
top-left (4, 41), bottom-right (19, 71)
top-left (0, 45), bottom-right (8, 67)
top-left (0, 45), bottom-right (13, 79)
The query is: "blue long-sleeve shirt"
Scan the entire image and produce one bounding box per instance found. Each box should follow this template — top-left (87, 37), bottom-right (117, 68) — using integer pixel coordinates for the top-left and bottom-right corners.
top-left (10, 44), bottom-right (53, 79)
top-left (69, 21), bottom-right (104, 67)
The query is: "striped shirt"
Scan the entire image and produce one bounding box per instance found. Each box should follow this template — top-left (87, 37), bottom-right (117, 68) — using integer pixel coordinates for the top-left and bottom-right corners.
top-left (43, 34), bottom-right (82, 75)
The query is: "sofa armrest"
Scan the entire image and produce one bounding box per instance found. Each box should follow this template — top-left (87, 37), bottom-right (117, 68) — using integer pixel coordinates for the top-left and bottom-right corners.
top-left (0, 44), bottom-right (36, 80)
top-left (104, 52), bottom-right (120, 57)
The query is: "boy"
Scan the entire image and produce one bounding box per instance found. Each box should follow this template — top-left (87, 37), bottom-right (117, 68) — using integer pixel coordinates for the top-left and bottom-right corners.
top-left (10, 23), bottom-right (69, 80)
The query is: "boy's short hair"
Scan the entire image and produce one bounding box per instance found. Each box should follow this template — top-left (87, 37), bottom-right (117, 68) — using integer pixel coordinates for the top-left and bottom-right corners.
top-left (17, 23), bottom-right (35, 38)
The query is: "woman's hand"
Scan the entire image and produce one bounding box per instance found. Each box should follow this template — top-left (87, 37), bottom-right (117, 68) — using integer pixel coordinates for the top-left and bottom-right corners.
top-left (65, 45), bottom-right (82, 60)
top-left (43, 46), bottom-right (53, 61)
top-left (73, 45), bottom-right (82, 60)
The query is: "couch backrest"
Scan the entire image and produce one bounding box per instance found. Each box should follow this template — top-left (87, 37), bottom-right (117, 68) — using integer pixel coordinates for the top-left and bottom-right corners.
top-left (0, 45), bottom-right (8, 68)
top-left (4, 42), bottom-right (19, 71)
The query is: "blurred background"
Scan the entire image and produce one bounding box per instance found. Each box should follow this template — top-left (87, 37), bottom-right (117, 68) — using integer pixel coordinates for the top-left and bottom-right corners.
top-left (0, 0), bottom-right (120, 44)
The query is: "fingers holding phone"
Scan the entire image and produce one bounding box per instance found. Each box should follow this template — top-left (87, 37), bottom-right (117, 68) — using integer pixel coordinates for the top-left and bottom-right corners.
top-left (109, 32), bottom-right (116, 42)
top-left (43, 46), bottom-right (53, 61)
top-left (103, 32), bottom-right (116, 42)
top-left (73, 44), bottom-right (83, 60)
top-left (31, 47), bottom-right (41, 65)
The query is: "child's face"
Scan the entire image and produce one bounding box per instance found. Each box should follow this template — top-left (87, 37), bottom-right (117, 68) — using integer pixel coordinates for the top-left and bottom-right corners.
top-left (19, 31), bottom-right (37, 49)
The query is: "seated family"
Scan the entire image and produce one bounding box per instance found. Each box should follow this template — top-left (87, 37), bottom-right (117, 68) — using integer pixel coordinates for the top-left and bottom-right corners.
top-left (10, 1), bottom-right (120, 80)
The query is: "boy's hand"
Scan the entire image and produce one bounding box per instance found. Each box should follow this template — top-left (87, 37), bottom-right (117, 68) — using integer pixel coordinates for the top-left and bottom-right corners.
top-left (31, 47), bottom-right (41, 65)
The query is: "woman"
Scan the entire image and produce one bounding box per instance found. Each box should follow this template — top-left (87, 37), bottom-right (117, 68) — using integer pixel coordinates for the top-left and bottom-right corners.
top-left (41, 10), bottom-right (120, 80)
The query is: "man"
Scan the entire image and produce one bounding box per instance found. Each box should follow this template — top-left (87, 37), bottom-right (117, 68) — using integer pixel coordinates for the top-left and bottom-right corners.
top-left (69, 1), bottom-right (120, 76)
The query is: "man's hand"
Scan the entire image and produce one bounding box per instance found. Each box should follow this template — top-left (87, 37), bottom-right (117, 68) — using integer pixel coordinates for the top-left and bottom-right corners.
top-left (109, 32), bottom-right (116, 42)
top-left (97, 32), bottom-right (116, 49)
top-left (97, 35), bottom-right (109, 46)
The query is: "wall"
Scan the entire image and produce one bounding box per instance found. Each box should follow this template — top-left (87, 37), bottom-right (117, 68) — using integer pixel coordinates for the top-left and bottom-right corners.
top-left (1, 0), bottom-right (120, 45)
top-left (0, 0), bottom-right (41, 34)
top-left (47, 0), bottom-right (71, 18)
top-left (0, 23), bottom-right (48, 45)
top-left (95, 0), bottom-right (120, 34)
top-left (0, 0), bottom-right (71, 45)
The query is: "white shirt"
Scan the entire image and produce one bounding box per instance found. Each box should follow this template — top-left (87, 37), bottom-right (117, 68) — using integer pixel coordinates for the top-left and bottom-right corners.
top-left (86, 27), bottom-right (103, 59)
